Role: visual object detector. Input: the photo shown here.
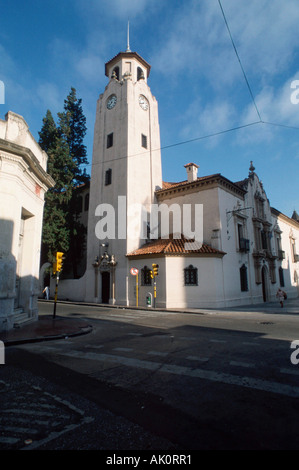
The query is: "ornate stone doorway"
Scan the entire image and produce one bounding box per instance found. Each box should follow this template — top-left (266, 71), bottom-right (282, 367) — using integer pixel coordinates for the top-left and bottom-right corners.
top-left (261, 265), bottom-right (269, 302)
top-left (101, 271), bottom-right (110, 303)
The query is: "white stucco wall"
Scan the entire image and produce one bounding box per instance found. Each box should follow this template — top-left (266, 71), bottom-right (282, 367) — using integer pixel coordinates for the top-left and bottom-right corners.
top-left (272, 211), bottom-right (299, 297)
top-left (0, 112), bottom-right (53, 331)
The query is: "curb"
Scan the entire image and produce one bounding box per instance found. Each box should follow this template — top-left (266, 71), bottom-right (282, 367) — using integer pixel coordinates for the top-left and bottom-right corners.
top-left (2, 324), bottom-right (93, 347)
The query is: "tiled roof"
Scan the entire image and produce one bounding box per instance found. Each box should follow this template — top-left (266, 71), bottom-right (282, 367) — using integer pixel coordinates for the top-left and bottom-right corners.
top-left (127, 235), bottom-right (226, 257)
top-left (160, 174), bottom-right (220, 192)
top-left (158, 174), bottom-right (246, 197)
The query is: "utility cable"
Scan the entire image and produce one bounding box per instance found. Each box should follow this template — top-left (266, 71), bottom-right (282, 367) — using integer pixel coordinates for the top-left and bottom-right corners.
top-left (218, 0), bottom-right (262, 122)
top-left (88, 120), bottom-right (262, 168)
top-left (82, 2), bottom-right (299, 170)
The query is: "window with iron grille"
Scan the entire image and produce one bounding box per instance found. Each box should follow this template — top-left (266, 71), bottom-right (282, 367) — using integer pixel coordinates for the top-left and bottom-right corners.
top-left (279, 266), bottom-right (285, 287)
top-left (240, 264), bottom-right (248, 291)
top-left (184, 265), bottom-right (198, 286)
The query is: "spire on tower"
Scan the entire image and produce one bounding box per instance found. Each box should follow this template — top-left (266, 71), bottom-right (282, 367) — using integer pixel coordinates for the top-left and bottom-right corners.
top-left (126, 20), bottom-right (131, 52)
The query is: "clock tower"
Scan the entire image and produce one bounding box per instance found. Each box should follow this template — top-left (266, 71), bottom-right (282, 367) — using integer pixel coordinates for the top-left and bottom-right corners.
top-left (84, 42), bottom-right (162, 305)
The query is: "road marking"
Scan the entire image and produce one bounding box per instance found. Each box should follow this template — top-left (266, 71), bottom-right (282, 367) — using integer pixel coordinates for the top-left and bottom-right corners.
top-left (0, 437), bottom-right (19, 444)
top-left (113, 347), bottom-right (133, 352)
top-left (2, 409), bottom-right (69, 418)
top-left (1, 426), bottom-right (39, 434)
top-left (230, 361), bottom-right (255, 368)
top-left (180, 337), bottom-right (197, 341)
top-left (187, 356), bottom-right (209, 363)
top-left (20, 417), bottom-right (94, 450)
top-left (59, 351), bottom-right (299, 399)
top-left (147, 351), bottom-right (168, 357)
top-left (280, 368), bottom-right (299, 376)
top-left (209, 339), bottom-right (227, 343)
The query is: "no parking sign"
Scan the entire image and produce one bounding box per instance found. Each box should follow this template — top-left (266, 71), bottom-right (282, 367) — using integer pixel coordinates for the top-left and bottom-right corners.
top-left (130, 267), bottom-right (139, 276)
top-left (130, 268), bottom-right (139, 306)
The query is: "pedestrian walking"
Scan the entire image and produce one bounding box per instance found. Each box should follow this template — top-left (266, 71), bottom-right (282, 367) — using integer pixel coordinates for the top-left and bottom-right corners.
top-left (276, 288), bottom-right (286, 308)
top-left (43, 285), bottom-right (50, 300)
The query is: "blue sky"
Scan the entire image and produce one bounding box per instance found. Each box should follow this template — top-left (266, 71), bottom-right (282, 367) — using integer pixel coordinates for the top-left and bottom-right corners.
top-left (1, 0), bottom-right (299, 217)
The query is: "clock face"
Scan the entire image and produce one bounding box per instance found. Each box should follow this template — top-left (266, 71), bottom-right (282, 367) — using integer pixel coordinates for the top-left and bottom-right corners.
top-left (107, 94), bottom-right (117, 109)
top-left (139, 95), bottom-right (149, 111)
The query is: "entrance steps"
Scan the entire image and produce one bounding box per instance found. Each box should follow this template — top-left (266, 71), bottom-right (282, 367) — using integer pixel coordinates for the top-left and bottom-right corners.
top-left (13, 309), bottom-right (36, 328)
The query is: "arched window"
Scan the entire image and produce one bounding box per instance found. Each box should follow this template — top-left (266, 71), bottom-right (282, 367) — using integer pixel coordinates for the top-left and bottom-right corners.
top-left (137, 67), bottom-right (144, 81)
top-left (240, 264), bottom-right (248, 291)
top-left (141, 266), bottom-right (152, 286)
top-left (112, 66), bottom-right (119, 80)
top-left (279, 266), bottom-right (285, 287)
top-left (184, 265), bottom-right (198, 286)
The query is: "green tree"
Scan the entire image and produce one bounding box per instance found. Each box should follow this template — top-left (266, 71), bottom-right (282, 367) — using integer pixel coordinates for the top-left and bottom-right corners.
top-left (39, 89), bottom-right (90, 278)
top-left (39, 110), bottom-right (73, 265)
top-left (58, 87), bottom-right (89, 186)
top-left (58, 88), bottom-right (89, 278)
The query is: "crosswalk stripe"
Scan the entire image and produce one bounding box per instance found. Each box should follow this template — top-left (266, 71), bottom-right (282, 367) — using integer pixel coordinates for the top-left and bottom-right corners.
top-left (58, 350), bottom-right (299, 399)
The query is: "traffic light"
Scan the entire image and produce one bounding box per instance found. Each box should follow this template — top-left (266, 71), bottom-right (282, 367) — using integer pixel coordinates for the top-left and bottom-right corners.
top-left (150, 270), bottom-right (154, 279)
top-left (52, 261), bottom-right (57, 275)
top-left (152, 264), bottom-right (159, 276)
top-left (56, 252), bottom-right (64, 272)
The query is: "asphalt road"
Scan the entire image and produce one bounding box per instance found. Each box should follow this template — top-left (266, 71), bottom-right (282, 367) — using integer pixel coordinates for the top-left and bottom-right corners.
top-left (2, 300), bottom-right (299, 454)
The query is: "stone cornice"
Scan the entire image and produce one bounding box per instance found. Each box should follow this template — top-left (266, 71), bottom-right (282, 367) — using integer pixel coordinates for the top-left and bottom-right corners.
top-left (0, 138), bottom-right (55, 189)
top-left (105, 51), bottom-right (151, 78)
top-left (271, 207), bottom-right (299, 230)
top-left (156, 174), bottom-right (246, 200)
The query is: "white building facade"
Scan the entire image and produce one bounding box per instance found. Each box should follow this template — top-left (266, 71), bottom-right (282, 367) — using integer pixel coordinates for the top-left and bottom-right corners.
top-left (0, 111), bottom-right (54, 331)
top-left (127, 162), bottom-right (299, 309)
top-left (55, 45), bottom-right (299, 309)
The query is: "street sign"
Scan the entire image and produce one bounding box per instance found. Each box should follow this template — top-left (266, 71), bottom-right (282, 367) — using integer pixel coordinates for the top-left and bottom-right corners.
top-left (130, 267), bottom-right (139, 276)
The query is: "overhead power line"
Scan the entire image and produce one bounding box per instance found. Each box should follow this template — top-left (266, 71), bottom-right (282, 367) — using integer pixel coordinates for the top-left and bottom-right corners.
top-left (83, 2), bottom-right (299, 170)
top-left (89, 120), bottom-right (263, 168)
top-left (218, 0), bottom-right (262, 122)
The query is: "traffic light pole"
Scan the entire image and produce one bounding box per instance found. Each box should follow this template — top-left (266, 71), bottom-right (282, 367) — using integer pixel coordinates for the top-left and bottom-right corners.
top-left (153, 278), bottom-right (156, 308)
top-left (53, 271), bottom-right (60, 319)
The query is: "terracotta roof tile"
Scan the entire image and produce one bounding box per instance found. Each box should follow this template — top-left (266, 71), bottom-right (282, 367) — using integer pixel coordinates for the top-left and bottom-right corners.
top-left (159, 174), bottom-right (221, 192)
top-left (158, 174), bottom-right (246, 197)
top-left (127, 235), bottom-right (226, 257)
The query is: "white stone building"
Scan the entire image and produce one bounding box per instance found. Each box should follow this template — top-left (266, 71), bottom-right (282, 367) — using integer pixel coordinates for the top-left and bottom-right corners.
top-left (127, 162), bottom-right (299, 308)
top-left (0, 111), bottom-right (54, 331)
top-left (55, 44), bottom-right (299, 309)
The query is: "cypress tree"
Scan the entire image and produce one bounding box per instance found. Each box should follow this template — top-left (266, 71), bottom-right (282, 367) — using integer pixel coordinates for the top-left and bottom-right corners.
top-left (39, 89), bottom-right (90, 278)
top-left (39, 110), bottom-right (73, 265)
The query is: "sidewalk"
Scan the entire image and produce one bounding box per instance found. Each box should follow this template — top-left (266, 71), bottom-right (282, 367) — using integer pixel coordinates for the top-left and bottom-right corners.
top-left (0, 314), bottom-right (93, 347)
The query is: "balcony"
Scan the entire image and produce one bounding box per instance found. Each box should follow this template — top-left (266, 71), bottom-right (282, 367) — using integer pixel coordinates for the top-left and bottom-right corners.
top-left (239, 238), bottom-right (250, 253)
top-left (278, 250), bottom-right (285, 260)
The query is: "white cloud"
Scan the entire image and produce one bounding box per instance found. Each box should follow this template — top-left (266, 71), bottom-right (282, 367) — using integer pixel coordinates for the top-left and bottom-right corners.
top-left (223, 0), bottom-right (299, 78)
top-left (152, 0), bottom-right (299, 90)
top-left (242, 72), bottom-right (299, 127)
top-left (76, 0), bottom-right (159, 20)
top-left (75, 54), bottom-right (105, 82)
top-left (180, 96), bottom-right (237, 145)
top-left (36, 82), bottom-right (63, 112)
